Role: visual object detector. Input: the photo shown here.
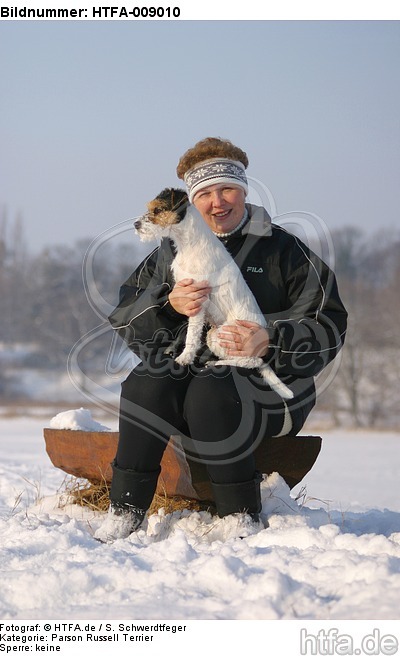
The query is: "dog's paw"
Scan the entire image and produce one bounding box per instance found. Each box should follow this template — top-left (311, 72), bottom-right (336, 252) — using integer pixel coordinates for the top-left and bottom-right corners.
top-left (175, 352), bottom-right (194, 366)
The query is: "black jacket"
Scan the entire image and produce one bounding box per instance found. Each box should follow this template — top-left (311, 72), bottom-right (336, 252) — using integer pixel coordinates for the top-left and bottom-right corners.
top-left (109, 204), bottom-right (347, 405)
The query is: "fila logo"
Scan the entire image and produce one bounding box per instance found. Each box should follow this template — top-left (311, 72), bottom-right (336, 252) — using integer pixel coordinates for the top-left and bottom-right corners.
top-left (247, 266), bottom-right (264, 274)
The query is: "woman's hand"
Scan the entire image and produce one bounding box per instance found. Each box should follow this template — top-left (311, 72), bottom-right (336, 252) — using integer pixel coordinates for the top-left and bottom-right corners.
top-left (217, 320), bottom-right (270, 358)
top-left (168, 279), bottom-right (211, 317)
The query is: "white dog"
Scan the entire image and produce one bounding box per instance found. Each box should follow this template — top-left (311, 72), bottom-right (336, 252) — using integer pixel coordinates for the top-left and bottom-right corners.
top-left (134, 188), bottom-right (293, 400)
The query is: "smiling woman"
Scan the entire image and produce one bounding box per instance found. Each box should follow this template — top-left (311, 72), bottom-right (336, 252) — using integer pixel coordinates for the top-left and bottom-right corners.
top-left (191, 185), bottom-right (247, 236)
top-left (176, 139), bottom-right (250, 236)
top-left (94, 135), bottom-right (348, 544)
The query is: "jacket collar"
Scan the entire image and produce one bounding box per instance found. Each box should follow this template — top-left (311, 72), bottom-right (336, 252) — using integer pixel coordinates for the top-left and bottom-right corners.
top-left (242, 203), bottom-right (272, 237)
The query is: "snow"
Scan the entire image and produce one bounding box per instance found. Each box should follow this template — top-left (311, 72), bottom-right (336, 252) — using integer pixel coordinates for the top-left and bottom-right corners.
top-left (49, 407), bottom-right (112, 432)
top-left (1, 414), bottom-right (399, 635)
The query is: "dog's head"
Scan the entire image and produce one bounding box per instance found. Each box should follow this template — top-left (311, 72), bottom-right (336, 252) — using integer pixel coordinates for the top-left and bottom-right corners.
top-left (134, 188), bottom-right (189, 241)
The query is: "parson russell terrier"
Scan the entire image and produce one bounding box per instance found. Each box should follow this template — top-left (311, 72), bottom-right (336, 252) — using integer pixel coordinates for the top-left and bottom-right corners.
top-left (134, 187), bottom-right (293, 400)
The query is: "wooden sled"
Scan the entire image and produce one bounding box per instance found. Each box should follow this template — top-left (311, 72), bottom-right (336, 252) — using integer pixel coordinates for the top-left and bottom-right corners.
top-left (44, 428), bottom-right (321, 503)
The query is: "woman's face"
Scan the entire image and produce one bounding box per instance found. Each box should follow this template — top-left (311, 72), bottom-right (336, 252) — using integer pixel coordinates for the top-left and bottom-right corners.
top-left (193, 183), bottom-right (246, 234)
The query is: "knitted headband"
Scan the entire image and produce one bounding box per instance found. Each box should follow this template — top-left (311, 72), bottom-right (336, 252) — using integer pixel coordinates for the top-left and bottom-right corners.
top-left (184, 158), bottom-right (248, 203)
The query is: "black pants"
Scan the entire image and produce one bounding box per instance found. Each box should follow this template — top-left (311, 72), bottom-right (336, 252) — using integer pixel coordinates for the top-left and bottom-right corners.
top-left (116, 356), bottom-right (310, 486)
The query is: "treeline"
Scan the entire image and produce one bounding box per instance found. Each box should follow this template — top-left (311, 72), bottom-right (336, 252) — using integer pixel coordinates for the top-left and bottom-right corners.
top-left (322, 226), bottom-right (400, 428)
top-left (0, 212), bottom-right (145, 399)
top-left (1, 212), bottom-right (399, 428)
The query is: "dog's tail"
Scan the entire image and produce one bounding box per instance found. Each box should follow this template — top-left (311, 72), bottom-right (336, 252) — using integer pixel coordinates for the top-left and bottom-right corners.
top-left (259, 364), bottom-right (294, 399)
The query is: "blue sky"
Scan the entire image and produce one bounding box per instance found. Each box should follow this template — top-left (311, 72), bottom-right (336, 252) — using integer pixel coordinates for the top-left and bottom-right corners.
top-left (1, 20), bottom-right (399, 252)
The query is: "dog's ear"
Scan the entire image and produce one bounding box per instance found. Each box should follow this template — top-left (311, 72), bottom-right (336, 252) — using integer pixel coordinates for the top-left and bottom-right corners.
top-left (151, 188), bottom-right (188, 222)
top-left (170, 188), bottom-right (189, 218)
top-left (155, 188), bottom-right (172, 204)
top-left (171, 188), bottom-right (188, 206)
top-left (156, 187), bottom-right (188, 210)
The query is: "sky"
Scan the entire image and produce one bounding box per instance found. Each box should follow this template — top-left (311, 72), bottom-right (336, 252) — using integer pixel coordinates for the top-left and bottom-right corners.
top-left (1, 20), bottom-right (399, 253)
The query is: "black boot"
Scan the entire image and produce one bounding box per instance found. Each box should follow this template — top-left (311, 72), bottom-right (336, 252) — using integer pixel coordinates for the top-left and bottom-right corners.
top-left (110, 460), bottom-right (160, 511)
top-left (210, 471), bottom-right (263, 520)
top-left (94, 461), bottom-right (160, 543)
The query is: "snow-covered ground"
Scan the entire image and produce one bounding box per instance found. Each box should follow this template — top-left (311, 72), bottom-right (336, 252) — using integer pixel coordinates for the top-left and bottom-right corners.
top-left (1, 411), bottom-right (399, 632)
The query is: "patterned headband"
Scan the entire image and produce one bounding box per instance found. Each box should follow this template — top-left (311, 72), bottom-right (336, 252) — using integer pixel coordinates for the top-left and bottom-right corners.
top-left (184, 158), bottom-right (248, 203)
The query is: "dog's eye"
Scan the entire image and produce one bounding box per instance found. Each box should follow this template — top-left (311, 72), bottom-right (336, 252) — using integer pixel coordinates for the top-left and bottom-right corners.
top-left (153, 208), bottom-right (161, 215)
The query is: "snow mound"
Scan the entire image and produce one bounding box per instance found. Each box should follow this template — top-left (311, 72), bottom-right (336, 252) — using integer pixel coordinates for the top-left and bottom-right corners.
top-left (92, 473), bottom-right (311, 546)
top-left (49, 407), bottom-right (111, 431)
top-left (144, 507), bottom-right (265, 543)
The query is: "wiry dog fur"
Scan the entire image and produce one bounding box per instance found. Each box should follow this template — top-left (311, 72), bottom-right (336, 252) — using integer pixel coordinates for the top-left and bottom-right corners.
top-left (134, 188), bottom-right (293, 399)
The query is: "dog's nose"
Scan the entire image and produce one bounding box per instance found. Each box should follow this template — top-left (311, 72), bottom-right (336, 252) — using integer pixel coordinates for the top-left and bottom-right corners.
top-left (134, 219), bottom-right (141, 231)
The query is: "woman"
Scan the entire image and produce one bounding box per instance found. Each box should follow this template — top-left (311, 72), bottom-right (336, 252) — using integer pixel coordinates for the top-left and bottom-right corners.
top-left (95, 137), bottom-right (348, 543)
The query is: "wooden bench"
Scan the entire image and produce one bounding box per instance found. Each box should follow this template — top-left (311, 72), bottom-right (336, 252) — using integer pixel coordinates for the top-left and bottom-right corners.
top-left (44, 429), bottom-right (322, 503)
